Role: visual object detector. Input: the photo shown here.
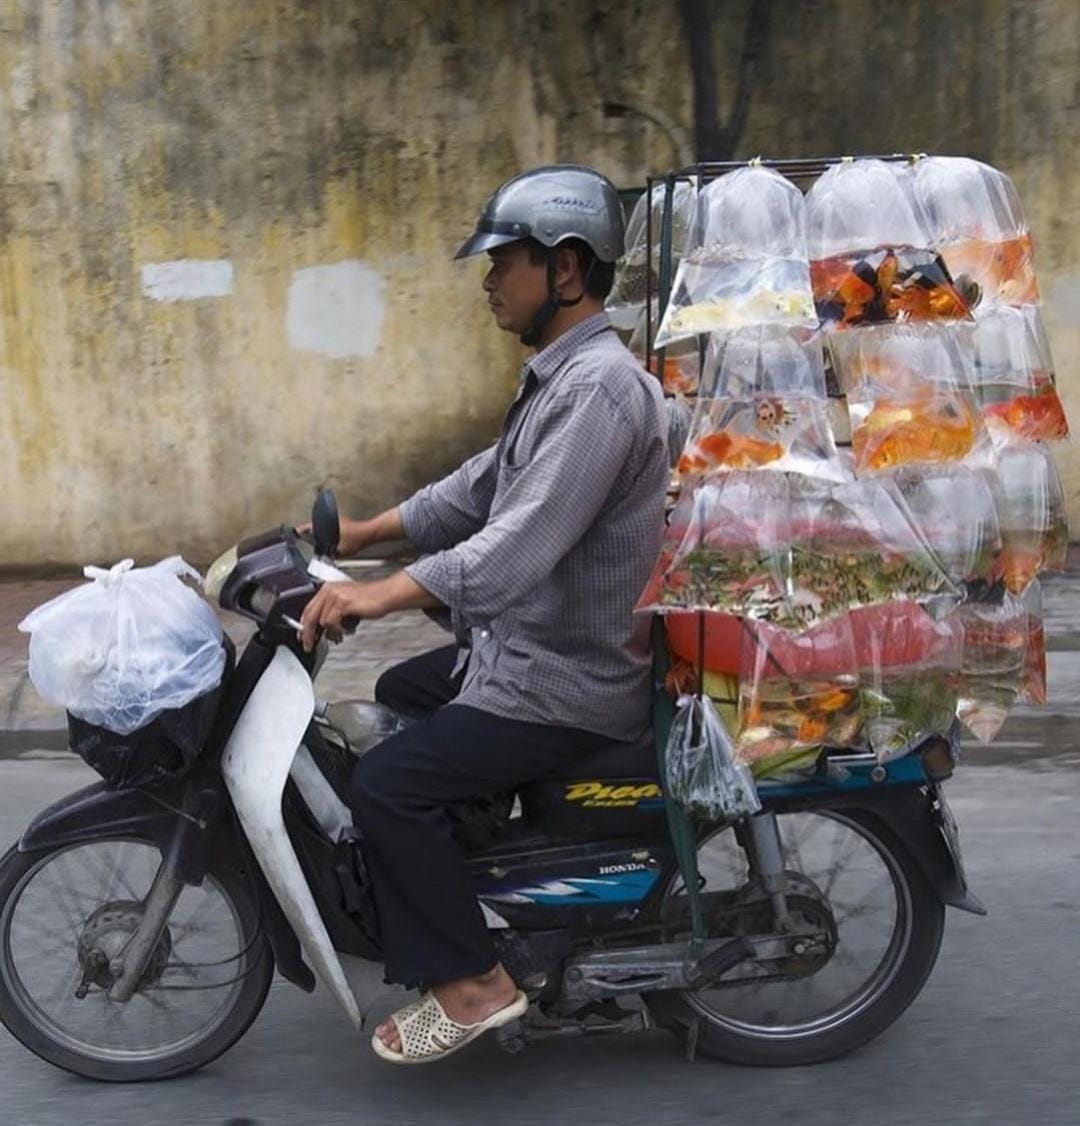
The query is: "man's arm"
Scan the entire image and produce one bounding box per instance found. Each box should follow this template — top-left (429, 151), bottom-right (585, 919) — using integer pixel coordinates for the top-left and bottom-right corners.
top-left (405, 385), bottom-right (636, 638)
top-left (397, 444), bottom-right (499, 554)
top-left (332, 443), bottom-right (499, 557)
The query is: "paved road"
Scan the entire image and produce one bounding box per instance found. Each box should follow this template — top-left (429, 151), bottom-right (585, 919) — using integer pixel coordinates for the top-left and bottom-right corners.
top-left (0, 745), bottom-right (1078, 1126)
top-left (1, 568), bottom-right (1078, 1125)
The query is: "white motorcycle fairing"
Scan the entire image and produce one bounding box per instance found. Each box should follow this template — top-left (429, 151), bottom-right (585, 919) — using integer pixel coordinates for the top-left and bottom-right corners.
top-left (221, 646), bottom-right (362, 1028)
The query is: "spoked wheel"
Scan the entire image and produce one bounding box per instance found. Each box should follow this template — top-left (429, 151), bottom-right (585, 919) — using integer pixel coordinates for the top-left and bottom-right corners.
top-left (0, 837), bottom-right (273, 1081)
top-left (645, 810), bottom-right (945, 1066)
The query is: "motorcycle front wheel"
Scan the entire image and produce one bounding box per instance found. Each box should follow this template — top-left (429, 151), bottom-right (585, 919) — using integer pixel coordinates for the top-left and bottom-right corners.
top-left (645, 809), bottom-right (945, 1066)
top-left (0, 836), bottom-right (273, 1081)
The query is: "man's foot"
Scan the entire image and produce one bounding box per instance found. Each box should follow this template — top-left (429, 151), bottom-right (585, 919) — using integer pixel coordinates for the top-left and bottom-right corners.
top-left (375, 963), bottom-right (518, 1055)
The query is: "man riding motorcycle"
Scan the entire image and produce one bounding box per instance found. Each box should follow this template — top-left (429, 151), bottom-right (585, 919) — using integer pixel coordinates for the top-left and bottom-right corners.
top-left (296, 165), bottom-right (670, 1064)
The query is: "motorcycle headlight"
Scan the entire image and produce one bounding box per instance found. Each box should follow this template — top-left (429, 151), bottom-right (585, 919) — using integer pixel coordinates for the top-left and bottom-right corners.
top-left (203, 546), bottom-right (238, 604)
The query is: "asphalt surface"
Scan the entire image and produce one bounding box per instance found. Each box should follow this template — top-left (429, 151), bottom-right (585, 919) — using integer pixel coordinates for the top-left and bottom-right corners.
top-left (0, 574), bottom-right (1078, 1125)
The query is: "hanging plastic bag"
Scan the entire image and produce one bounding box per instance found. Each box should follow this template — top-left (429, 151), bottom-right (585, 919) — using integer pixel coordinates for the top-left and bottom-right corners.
top-left (1018, 580), bottom-right (1047, 706)
top-left (851, 602), bottom-right (962, 762)
top-left (626, 310), bottom-right (703, 395)
top-left (654, 166), bottom-right (816, 346)
top-left (971, 305), bottom-right (1068, 442)
top-left (913, 156), bottom-right (1039, 307)
top-left (665, 694), bottom-right (761, 820)
top-left (952, 596), bottom-right (1027, 743)
top-left (736, 616), bottom-right (863, 779)
top-left (828, 323), bottom-right (990, 473)
top-left (807, 159), bottom-right (972, 328)
top-left (607, 179), bottom-right (699, 328)
top-left (676, 326), bottom-right (846, 482)
top-left (700, 325), bottom-right (829, 399)
top-left (18, 557), bottom-right (227, 735)
top-left (993, 443), bottom-right (1069, 594)
top-left (636, 474), bottom-right (792, 621)
top-left (894, 464), bottom-right (1003, 592)
top-left (786, 474), bottom-right (960, 629)
top-left (677, 396), bottom-right (846, 481)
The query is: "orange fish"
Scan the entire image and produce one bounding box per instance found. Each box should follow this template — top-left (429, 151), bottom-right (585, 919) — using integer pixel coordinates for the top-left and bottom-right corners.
top-left (685, 430), bottom-right (784, 470)
top-left (984, 389), bottom-right (1069, 442)
top-left (853, 394), bottom-right (977, 471)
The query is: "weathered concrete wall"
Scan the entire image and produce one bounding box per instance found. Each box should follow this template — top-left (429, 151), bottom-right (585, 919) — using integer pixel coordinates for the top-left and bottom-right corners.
top-left (0, 1), bottom-right (1076, 567)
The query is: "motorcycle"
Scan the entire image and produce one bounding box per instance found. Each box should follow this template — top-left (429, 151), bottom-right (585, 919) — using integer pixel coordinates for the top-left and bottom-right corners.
top-left (0, 491), bottom-right (984, 1081)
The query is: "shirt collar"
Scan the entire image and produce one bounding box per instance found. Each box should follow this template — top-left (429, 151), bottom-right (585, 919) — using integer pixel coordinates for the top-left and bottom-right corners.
top-left (525, 313), bottom-right (613, 384)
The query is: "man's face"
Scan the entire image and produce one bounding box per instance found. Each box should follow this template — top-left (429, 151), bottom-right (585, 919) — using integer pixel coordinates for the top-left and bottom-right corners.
top-left (482, 243), bottom-right (549, 335)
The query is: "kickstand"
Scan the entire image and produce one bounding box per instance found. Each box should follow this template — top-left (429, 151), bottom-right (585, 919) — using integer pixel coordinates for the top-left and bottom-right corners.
top-left (685, 1016), bottom-right (701, 1063)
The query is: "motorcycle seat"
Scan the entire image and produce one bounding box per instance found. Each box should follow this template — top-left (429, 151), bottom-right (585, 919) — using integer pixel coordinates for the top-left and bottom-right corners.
top-left (547, 729), bottom-right (658, 781)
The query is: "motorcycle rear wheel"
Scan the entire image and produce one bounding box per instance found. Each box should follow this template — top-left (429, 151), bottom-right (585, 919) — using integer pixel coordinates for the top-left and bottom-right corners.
top-left (645, 809), bottom-right (945, 1066)
top-left (0, 836), bottom-right (273, 1082)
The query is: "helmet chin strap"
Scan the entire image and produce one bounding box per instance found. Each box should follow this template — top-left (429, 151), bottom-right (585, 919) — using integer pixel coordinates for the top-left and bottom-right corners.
top-left (519, 254), bottom-right (595, 347)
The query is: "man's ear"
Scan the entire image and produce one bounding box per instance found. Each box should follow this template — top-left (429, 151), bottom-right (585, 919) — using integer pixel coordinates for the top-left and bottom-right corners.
top-left (553, 244), bottom-right (583, 293)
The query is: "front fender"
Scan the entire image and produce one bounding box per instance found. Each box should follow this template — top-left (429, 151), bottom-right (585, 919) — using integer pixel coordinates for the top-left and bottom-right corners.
top-left (20, 782), bottom-right (176, 856)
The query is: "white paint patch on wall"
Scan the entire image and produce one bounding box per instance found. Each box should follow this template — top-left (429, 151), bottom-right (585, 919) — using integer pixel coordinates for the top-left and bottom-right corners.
top-left (141, 259), bottom-right (235, 301)
top-left (286, 260), bottom-right (386, 358)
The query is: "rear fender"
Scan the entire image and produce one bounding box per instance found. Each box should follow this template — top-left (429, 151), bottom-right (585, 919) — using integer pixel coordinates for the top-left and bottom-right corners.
top-left (764, 782), bottom-right (986, 916)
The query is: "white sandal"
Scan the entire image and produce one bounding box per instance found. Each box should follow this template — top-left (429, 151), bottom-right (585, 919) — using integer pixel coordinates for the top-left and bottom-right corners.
top-left (371, 989), bottom-right (528, 1065)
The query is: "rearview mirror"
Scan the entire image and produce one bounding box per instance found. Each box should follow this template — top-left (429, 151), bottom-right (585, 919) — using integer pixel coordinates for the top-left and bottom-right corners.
top-left (312, 488), bottom-right (340, 558)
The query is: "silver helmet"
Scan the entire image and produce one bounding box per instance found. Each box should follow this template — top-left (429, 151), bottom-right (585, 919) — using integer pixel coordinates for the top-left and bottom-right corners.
top-left (455, 164), bottom-right (625, 263)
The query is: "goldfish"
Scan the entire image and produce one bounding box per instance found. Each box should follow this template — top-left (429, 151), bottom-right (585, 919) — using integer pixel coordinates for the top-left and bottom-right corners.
top-left (678, 430), bottom-right (783, 474)
top-left (852, 394), bottom-right (978, 471)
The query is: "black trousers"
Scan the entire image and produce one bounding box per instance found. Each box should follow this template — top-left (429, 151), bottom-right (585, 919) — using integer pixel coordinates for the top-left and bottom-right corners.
top-left (349, 645), bottom-right (610, 987)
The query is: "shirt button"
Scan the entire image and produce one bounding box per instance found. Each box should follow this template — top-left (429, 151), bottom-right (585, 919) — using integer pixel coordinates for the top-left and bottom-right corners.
top-left (480, 630), bottom-right (490, 639)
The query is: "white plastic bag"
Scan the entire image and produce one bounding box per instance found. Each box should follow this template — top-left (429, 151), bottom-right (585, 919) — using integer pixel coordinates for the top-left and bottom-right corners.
top-left (666, 694), bottom-right (761, 821)
top-left (19, 557), bottom-right (226, 735)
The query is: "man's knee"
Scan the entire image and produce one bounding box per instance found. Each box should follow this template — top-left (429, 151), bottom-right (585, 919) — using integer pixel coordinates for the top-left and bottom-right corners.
top-left (374, 665), bottom-right (406, 709)
top-left (349, 740), bottom-right (399, 813)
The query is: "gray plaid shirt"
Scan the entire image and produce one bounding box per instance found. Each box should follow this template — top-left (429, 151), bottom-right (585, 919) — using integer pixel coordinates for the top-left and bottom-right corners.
top-left (400, 313), bottom-right (668, 741)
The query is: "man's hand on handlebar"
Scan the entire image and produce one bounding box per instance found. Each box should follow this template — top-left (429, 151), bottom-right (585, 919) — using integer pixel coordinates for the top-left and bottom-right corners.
top-left (296, 570), bottom-right (445, 652)
top-left (297, 580), bottom-right (389, 652)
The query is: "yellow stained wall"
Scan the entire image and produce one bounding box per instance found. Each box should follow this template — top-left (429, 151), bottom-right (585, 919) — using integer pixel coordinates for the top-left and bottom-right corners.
top-left (0, 1), bottom-right (1077, 567)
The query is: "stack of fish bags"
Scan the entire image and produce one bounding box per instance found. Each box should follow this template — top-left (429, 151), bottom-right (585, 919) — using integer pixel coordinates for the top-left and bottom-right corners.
top-left (637, 157), bottom-right (1068, 780)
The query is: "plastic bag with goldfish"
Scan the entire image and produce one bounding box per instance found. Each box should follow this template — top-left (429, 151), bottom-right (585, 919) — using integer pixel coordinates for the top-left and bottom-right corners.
top-left (992, 443), bottom-right (1069, 595)
top-left (828, 323), bottom-right (991, 474)
top-left (807, 160), bottom-right (972, 329)
top-left (851, 602), bottom-right (962, 762)
top-left (736, 616), bottom-right (863, 779)
top-left (913, 156), bottom-right (1040, 308)
top-left (951, 596), bottom-right (1027, 743)
top-left (607, 179), bottom-right (699, 329)
top-left (628, 314), bottom-right (703, 395)
top-left (1018, 581), bottom-right (1047, 706)
top-left (676, 326), bottom-right (846, 482)
top-left (635, 474), bottom-right (793, 621)
top-left (677, 396), bottom-right (846, 482)
top-left (971, 305), bottom-right (1068, 443)
top-left (654, 167), bottom-right (816, 346)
